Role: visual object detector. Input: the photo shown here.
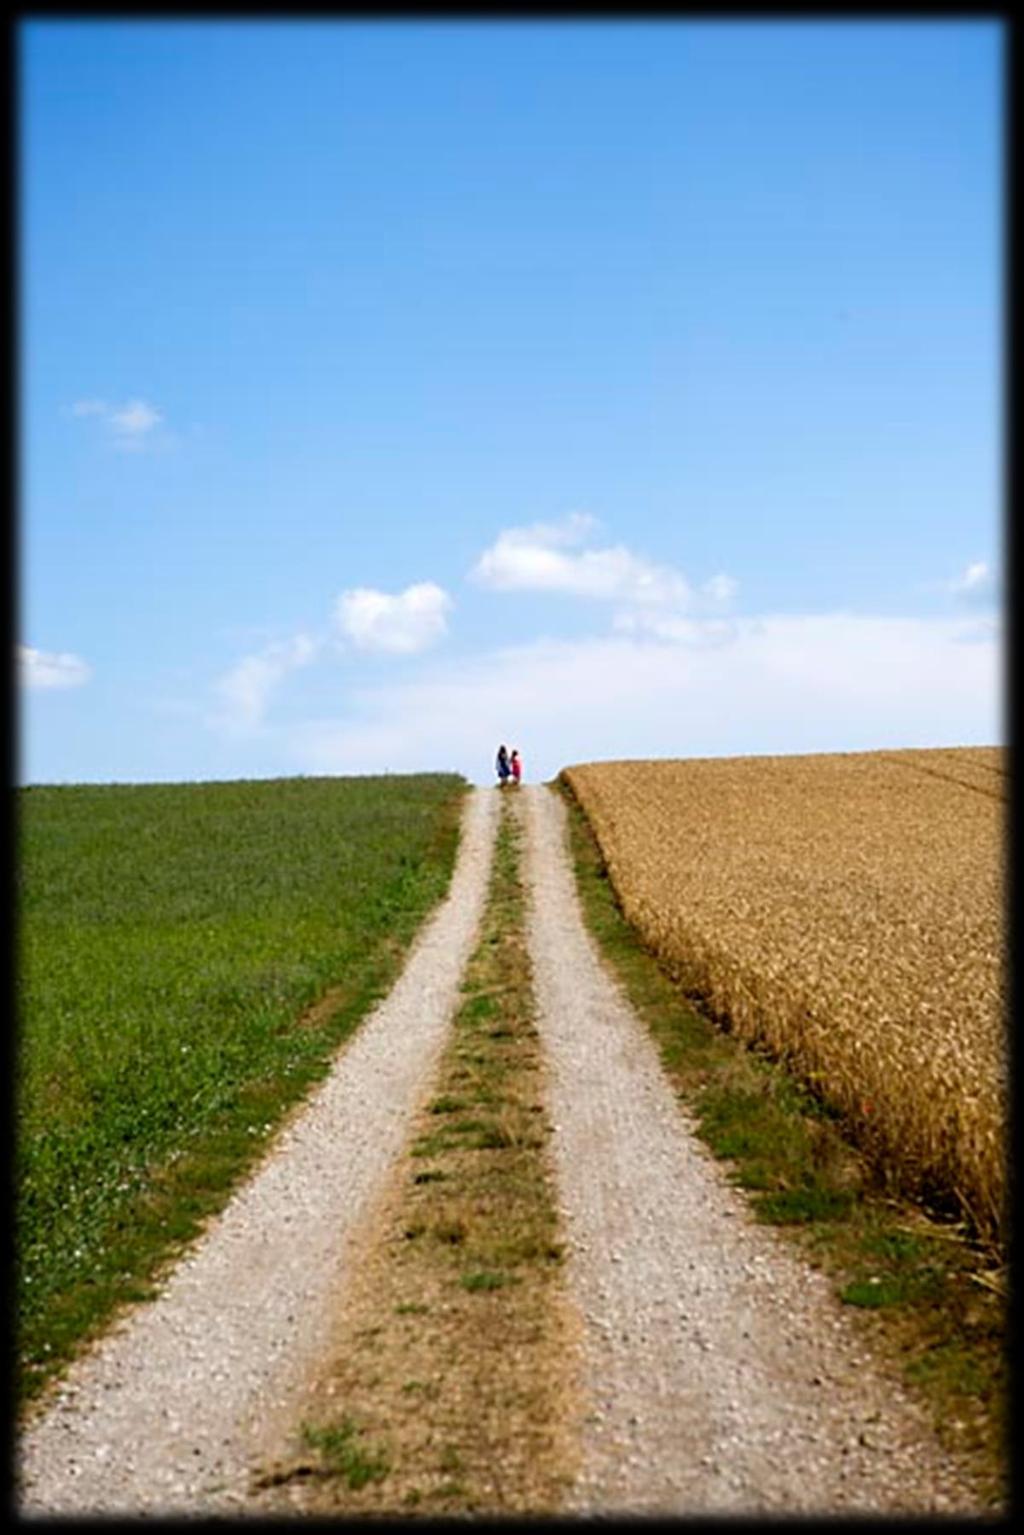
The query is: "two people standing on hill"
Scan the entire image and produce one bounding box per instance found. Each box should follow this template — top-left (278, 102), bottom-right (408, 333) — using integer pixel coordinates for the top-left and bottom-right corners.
top-left (495, 745), bottom-right (522, 787)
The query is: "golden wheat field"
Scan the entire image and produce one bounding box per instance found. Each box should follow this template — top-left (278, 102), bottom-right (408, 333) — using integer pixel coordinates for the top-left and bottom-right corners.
top-left (562, 747), bottom-right (1006, 1243)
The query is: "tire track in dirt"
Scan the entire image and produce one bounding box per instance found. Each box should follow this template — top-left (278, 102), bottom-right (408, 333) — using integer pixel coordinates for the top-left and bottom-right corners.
top-left (517, 783), bottom-right (982, 1516)
top-left (17, 788), bottom-right (498, 1518)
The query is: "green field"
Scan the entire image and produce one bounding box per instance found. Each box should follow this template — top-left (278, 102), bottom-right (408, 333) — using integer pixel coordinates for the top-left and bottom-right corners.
top-left (16, 773), bottom-right (466, 1400)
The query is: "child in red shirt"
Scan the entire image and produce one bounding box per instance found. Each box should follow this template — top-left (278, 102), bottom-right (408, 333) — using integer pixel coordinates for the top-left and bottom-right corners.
top-left (510, 749), bottom-right (522, 785)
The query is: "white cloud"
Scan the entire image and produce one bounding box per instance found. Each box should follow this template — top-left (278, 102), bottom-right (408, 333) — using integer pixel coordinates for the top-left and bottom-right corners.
top-left (952, 560), bottom-right (989, 593)
top-left (212, 633), bottom-right (319, 732)
top-left (18, 645), bottom-right (92, 690)
top-left (470, 514), bottom-right (691, 607)
top-left (701, 572), bottom-right (738, 604)
top-left (109, 400), bottom-right (163, 437)
top-left (207, 581), bottom-right (451, 737)
top-left (612, 611), bottom-right (738, 646)
top-left (949, 560), bottom-right (1000, 606)
top-left (951, 613), bottom-right (1002, 646)
top-left (70, 397), bottom-right (165, 448)
top-left (520, 511), bottom-right (599, 548)
top-left (470, 513), bottom-right (737, 616)
top-left (276, 612), bottom-right (1001, 786)
top-left (335, 582), bottom-right (452, 654)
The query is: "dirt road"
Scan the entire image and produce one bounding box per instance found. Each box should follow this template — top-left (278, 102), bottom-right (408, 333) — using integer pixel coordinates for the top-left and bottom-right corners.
top-left (17, 784), bottom-right (985, 1516)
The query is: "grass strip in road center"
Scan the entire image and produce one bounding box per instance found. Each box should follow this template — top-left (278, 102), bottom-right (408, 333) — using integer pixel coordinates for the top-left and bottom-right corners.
top-left (252, 793), bottom-right (580, 1517)
top-left (557, 778), bottom-right (1006, 1512)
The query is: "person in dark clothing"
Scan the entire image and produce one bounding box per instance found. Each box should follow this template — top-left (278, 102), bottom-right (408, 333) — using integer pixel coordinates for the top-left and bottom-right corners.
top-left (495, 744), bottom-right (511, 787)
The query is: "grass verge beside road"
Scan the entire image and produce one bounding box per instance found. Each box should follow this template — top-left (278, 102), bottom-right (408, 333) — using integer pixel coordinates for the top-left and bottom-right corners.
top-left (17, 773), bottom-right (466, 1408)
top-left (557, 778), bottom-right (1006, 1510)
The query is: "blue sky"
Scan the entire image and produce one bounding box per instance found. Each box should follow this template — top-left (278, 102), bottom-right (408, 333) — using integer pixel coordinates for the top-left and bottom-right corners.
top-left (20, 19), bottom-right (1003, 786)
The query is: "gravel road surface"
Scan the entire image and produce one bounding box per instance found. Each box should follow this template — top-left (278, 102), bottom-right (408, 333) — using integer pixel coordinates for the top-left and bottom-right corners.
top-left (17, 787), bottom-right (498, 1518)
